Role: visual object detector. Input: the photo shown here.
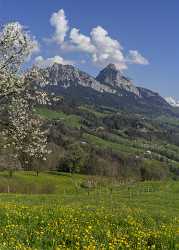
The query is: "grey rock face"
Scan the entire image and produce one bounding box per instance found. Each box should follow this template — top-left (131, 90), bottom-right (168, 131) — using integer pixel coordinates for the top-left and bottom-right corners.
top-left (37, 63), bottom-right (170, 110)
top-left (39, 63), bottom-right (142, 96)
top-left (40, 63), bottom-right (116, 94)
top-left (96, 64), bottom-right (140, 96)
top-left (35, 63), bottom-right (171, 114)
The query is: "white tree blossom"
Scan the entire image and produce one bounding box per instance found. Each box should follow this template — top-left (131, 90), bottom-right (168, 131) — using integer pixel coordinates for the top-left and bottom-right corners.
top-left (0, 22), bottom-right (50, 171)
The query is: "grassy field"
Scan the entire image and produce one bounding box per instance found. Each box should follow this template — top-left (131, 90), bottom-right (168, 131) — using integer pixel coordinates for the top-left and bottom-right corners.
top-left (35, 107), bottom-right (81, 128)
top-left (0, 171), bottom-right (179, 249)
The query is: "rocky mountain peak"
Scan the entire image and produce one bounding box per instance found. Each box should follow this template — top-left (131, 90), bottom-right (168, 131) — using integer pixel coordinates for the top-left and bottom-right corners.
top-left (39, 63), bottom-right (117, 94)
top-left (96, 64), bottom-right (140, 96)
top-left (105, 63), bottom-right (118, 70)
top-left (96, 64), bottom-right (122, 85)
top-left (35, 63), bottom-right (171, 114)
top-left (37, 63), bottom-right (141, 96)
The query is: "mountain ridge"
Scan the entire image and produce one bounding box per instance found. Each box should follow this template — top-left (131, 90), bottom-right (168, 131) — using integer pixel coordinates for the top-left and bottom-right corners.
top-left (36, 63), bottom-right (175, 117)
top-left (96, 63), bottom-right (140, 96)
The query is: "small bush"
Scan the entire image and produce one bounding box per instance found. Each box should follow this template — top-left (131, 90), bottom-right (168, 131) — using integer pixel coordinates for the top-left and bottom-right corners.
top-left (140, 160), bottom-right (169, 181)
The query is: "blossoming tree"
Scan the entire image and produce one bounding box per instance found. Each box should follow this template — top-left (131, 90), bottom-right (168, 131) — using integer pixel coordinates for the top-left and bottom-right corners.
top-left (0, 22), bottom-right (50, 175)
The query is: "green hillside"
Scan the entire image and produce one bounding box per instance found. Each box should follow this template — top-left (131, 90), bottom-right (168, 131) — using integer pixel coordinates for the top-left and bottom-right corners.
top-left (35, 107), bottom-right (81, 128)
top-left (33, 105), bottom-right (179, 181)
top-left (1, 106), bottom-right (179, 249)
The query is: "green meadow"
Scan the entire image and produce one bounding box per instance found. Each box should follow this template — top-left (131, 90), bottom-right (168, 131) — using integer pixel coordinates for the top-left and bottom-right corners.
top-left (0, 171), bottom-right (179, 249)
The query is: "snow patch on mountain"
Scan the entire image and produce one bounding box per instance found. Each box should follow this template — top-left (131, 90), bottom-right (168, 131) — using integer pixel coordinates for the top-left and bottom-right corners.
top-left (165, 97), bottom-right (179, 107)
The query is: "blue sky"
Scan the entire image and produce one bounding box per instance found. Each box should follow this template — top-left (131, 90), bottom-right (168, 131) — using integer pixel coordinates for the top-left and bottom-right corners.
top-left (0, 0), bottom-right (178, 99)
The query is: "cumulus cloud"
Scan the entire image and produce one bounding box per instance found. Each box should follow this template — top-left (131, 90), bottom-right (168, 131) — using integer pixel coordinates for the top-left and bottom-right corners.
top-left (50, 9), bottom-right (69, 44)
top-left (48, 9), bottom-right (149, 70)
top-left (25, 38), bottom-right (40, 62)
top-left (66, 26), bottom-right (127, 69)
top-left (34, 55), bottom-right (73, 68)
top-left (30, 38), bottom-right (40, 55)
top-left (127, 50), bottom-right (149, 65)
top-left (90, 26), bottom-right (127, 69)
top-left (69, 28), bottom-right (96, 53)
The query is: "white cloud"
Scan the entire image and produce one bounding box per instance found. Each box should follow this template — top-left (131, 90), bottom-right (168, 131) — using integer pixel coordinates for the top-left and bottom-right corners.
top-left (127, 50), bottom-right (149, 65)
top-left (48, 9), bottom-right (149, 70)
top-left (34, 55), bottom-right (73, 68)
top-left (69, 28), bottom-right (96, 53)
top-left (30, 38), bottom-right (40, 55)
top-left (66, 26), bottom-right (127, 70)
top-left (25, 38), bottom-right (40, 62)
top-left (90, 26), bottom-right (127, 69)
top-left (50, 9), bottom-right (69, 44)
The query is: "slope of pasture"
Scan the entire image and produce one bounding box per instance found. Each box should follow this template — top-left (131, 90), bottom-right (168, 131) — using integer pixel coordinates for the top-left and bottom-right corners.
top-left (36, 107), bottom-right (179, 162)
top-left (35, 107), bottom-right (81, 128)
